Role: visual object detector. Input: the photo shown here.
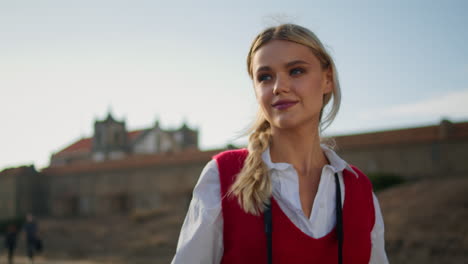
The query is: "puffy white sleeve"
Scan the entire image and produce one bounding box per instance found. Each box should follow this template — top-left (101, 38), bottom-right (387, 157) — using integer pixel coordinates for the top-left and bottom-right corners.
top-left (171, 159), bottom-right (224, 264)
top-left (369, 193), bottom-right (389, 264)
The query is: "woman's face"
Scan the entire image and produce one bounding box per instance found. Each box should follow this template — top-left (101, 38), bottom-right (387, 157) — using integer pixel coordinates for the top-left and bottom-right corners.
top-left (251, 40), bottom-right (332, 131)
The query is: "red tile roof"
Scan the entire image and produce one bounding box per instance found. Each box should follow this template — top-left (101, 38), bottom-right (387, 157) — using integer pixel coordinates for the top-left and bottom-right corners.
top-left (55, 129), bottom-right (146, 156)
top-left (57, 138), bottom-right (92, 154)
top-left (128, 130), bottom-right (145, 141)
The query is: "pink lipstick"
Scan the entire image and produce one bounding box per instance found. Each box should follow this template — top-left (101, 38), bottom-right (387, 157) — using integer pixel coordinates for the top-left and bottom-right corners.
top-left (272, 100), bottom-right (298, 110)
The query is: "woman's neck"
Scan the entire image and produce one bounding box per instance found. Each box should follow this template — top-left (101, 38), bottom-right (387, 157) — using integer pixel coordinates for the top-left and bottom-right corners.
top-left (269, 126), bottom-right (328, 177)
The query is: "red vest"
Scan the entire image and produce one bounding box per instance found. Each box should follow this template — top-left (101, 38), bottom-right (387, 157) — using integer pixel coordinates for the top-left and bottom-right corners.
top-left (214, 149), bottom-right (375, 264)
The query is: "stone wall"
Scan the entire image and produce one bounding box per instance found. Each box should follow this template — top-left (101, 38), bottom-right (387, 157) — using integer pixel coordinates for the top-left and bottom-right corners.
top-left (338, 140), bottom-right (468, 179)
top-left (44, 151), bottom-right (217, 217)
top-left (334, 120), bottom-right (468, 179)
top-left (3, 121), bottom-right (467, 219)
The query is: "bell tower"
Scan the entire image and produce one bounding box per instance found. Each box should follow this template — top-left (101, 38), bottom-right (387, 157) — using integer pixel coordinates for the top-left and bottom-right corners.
top-left (92, 112), bottom-right (129, 161)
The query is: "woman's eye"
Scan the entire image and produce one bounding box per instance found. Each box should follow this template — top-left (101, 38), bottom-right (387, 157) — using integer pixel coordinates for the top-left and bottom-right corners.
top-left (290, 68), bottom-right (304, 75)
top-left (257, 74), bottom-right (272, 82)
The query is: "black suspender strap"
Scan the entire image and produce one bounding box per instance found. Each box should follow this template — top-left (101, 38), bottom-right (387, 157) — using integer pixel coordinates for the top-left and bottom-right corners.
top-left (334, 172), bottom-right (344, 264)
top-left (264, 172), bottom-right (343, 264)
top-left (264, 201), bottom-right (273, 264)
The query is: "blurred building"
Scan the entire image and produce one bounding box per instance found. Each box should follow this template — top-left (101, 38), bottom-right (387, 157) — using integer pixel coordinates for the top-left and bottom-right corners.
top-left (49, 112), bottom-right (199, 166)
top-left (0, 166), bottom-right (48, 219)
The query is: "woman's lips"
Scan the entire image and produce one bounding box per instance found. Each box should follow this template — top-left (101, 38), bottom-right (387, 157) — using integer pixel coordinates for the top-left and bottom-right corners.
top-left (272, 101), bottom-right (298, 110)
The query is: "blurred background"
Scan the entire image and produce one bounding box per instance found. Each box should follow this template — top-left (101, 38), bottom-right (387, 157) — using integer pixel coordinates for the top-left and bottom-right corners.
top-left (0, 0), bottom-right (467, 263)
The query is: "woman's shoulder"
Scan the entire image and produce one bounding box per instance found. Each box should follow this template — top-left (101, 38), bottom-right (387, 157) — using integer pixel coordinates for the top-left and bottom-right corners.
top-left (211, 148), bottom-right (249, 187)
top-left (212, 148), bottom-right (249, 170)
top-left (347, 164), bottom-right (370, 183)
top-left (346, 164), bottom-right (374, 190)
top-left (347, 164), bottom-right (366, 177)
top-left (213, 148), bottom-right (248, 161)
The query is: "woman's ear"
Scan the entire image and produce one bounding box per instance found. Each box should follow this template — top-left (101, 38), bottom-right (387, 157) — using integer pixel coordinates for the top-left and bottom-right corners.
top-left (323, 68), bottom-right (333, 94)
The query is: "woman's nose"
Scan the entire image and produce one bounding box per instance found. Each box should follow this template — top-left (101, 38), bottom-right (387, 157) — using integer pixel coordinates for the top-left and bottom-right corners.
top-left (272, 74), bottom-right (291, 95)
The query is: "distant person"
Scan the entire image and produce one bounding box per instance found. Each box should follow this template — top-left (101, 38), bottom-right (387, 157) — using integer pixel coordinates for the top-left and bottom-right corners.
top-left (172, 24), bottom-right (388, 263)
top-left (4, 223), bottom-right (18, 264)
top-left (24, 214), bottom-right (40, 264)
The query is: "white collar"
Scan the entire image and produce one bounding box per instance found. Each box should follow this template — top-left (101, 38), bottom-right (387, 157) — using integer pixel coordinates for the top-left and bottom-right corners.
top-left (261, 144), bottom-right (359, 178)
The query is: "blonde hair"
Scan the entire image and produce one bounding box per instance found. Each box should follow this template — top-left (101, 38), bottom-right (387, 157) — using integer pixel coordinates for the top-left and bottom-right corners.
top-left (229, 24), bottom-right (342, 215)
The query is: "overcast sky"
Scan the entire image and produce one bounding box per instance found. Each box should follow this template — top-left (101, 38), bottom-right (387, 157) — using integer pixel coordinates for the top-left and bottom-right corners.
top-left (1, 0), bottom-right (467, 170)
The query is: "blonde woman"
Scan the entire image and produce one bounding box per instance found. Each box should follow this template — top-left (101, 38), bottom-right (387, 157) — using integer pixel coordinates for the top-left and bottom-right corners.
top-left (172, 24), bottom-right (388, 264)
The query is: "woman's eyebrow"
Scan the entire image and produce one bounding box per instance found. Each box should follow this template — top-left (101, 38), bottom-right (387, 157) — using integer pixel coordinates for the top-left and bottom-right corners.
top-left (256, 66), bottom-right (271, 73)
top-left (255, 60), bottom-right (311, 74)
top-left (285, 60), bottom-right (310, 67)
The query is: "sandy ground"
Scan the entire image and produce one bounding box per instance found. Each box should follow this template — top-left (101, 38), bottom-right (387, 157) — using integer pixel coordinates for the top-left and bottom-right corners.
top-left (379, 176), bottom-right (468, 264)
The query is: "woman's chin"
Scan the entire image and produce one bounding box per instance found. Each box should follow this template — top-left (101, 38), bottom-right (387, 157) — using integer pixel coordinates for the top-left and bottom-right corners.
top-left (271, 116), bottom-right (318, 131)
top-left (271, 119), bottom-right (301, 130)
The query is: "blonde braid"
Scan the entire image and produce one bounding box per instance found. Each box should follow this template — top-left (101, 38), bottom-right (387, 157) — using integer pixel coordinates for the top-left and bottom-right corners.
top-left (229, 119), bottom-right (272, 215)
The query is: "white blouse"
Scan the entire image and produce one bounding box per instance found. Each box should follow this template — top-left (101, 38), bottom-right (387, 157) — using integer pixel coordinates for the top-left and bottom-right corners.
top-left (172, 145), bottom-right (389, 264)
